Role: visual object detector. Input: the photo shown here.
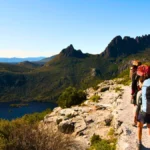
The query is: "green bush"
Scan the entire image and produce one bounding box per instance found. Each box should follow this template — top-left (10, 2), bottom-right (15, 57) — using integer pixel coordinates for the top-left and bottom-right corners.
top-left (89, 139), bottom-right (116, 150)
top-left (90, 95), bottom-right (100, 102)
top-left (89, 134), bottom-right (116, 150)
top-left (21, 108), bottom-right (51, 124)
top-left (90, 134), bottom-right (101, 144)
top-left (57, 86), bottom-right (86, 108)
top-left (107, 128), bottom-right (115, 137)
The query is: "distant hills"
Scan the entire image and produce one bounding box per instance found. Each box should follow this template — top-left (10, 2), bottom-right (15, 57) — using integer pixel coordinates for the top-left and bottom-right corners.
top-left (0, 57), bottom-right (46, 63)
top-left (0, 34), bottom-right (150, 102)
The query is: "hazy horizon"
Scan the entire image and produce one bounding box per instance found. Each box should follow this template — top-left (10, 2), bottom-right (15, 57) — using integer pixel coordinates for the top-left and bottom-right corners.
top-left (0, 0), bottom-right (150, 57)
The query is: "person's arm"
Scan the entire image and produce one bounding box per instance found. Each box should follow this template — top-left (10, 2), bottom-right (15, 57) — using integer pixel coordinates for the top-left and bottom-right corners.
top-left (131, 74), bottom-right (136, 95)
top-left (131, 74), bottom-right (139, 96)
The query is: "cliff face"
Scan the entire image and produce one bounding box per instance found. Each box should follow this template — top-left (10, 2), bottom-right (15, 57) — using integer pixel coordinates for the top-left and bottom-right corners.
top-left (101, 34), bottom-right (150, 57)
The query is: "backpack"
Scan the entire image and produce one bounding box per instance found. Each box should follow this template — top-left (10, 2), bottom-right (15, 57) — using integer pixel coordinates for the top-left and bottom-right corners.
top-left (145, 86), bottom-right (150, 114)
top-left (141, 79), bottom-right (150, 114)
top-left (136, 65), bottom-right (150, 114)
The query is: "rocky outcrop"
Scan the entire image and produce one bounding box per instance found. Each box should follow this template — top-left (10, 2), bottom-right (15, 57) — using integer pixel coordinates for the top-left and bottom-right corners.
top-left (41, 79), bottom-right (126, 149)
top-left (41, 78), bottom-right (150, 149)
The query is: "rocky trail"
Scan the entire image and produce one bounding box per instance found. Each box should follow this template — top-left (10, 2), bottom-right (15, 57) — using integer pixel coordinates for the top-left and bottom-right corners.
top-left (117, 86), bottom-right (150, 150)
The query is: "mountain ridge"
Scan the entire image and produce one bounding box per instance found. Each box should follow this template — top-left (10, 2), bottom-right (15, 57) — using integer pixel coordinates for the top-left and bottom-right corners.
top-left (101, 34), bottom-right (150, 58)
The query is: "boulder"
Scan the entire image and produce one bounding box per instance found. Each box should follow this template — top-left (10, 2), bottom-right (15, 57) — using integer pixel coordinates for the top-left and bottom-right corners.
top-left (58, 120), bottom-right (75, 134)
top-left (59, 108), bottom-right (78, 118)
top-left (72, 116), bottom-right (87, 134)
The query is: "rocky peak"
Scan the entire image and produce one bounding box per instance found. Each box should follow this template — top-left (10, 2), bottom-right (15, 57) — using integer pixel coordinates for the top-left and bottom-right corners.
top-left (112, 35), bottom-right (122, 44)
top-left (60, 44), bottom-right (85, 58)
top-left (101, 34), bottom-right (150, 58)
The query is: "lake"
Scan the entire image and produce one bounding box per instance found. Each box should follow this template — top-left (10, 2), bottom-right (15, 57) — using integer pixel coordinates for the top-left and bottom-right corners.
top-left (0, 101), bottom-right (57, 120)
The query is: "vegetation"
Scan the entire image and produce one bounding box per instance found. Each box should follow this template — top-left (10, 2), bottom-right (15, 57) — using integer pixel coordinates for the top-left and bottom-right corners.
top-left (57, 86), bottom-right (86, 108)
top-left (1, 45), bottom-right (150, 103)
top-left (0, 51), bottom-right (119, 103)
top-left (90, 95), bottom-right (100, 102)
top-left (0, 109), bottom-right (82, 150)
top-left (21, 108), bottom-right (51, 124)
top-left (107, 128), bottom-right (115, 137)
top-left (114, 86), bottom-right (122, 93)
top-left (88, 134), bottom-right (116, 150)
top-left (115, 68), bottom-right (130, 85)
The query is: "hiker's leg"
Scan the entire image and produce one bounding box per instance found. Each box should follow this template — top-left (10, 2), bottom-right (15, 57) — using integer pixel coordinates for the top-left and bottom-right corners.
top-left (133, 105), bottom-right (137, 126)
top-left (137, 122), bottom-right (143, 142)
top-left (134, 105), bottom-right (137, 125)
top-left (147, 124), bottom-right (150, 135)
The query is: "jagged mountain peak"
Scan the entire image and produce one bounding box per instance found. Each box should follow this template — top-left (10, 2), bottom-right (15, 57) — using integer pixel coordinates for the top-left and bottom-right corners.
top-left (60, 44), bottom-right (85, 58)
top-left (101, 34), bottom-right (150, 58)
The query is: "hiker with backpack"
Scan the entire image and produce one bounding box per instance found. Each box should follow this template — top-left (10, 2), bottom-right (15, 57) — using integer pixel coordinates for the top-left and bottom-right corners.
top-left (130, 60), bottom-right (142, 126)
top-left (135, 65), bottom-right (150, 150)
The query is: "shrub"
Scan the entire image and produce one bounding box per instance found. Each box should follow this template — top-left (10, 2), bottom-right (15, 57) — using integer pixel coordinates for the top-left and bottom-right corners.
top-left (107, 128), bottom-right (115, 137)
top-left (90, 95), bottom-right (100, 102)
top-left (57, 86), bottom-right (86, 108)
top-left (89, 134), bottom-right (116, 150)
top-left (0, 123), bottom-right (83, 150)
top-left (21, 108), bottom-right (51, 124)
top-left (90, 134), bottom-right (101, 144)
top-left (0, 118), bottom-right (84, 150)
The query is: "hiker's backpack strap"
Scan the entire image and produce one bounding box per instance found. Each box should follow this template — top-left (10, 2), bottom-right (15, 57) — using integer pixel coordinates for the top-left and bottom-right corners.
top-left (137, 91), bottom-right (142, 105)
top-left (136, 91), bottom-right (142, 114)
top-left (146, 86), bottom-right (150, 114)
top-left (142, 79), bottom-right (150, 114)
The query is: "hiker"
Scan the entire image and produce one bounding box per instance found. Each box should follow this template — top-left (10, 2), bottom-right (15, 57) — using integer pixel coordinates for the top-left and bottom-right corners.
top-left (135, 65), bottom-right (150, 150)
top-left (130, 60), bottom-right (142, 126)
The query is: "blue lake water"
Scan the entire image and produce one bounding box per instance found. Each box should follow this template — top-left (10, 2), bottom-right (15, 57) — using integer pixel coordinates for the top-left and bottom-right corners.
top-left (0, 101), bottom-right (57, 120)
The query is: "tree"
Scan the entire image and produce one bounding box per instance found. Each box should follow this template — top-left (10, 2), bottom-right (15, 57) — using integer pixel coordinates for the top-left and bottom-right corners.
top-left (58, 86), bottom-right (86, 108)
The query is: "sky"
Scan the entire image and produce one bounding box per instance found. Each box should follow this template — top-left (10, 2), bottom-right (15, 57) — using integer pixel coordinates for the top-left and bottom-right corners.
top-left (0, 0), bottom-right (150, 58)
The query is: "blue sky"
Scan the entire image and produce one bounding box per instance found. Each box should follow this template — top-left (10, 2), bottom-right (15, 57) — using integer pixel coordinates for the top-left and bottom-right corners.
top-left (0, 0), bottom-right (149, 57)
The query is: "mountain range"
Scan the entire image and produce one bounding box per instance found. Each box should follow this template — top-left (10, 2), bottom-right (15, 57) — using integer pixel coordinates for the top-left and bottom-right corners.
top-left (0, 34), bottom-right (150, 102)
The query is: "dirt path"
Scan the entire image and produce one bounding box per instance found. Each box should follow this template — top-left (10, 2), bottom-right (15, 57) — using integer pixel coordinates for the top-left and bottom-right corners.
top-left (117, 86), bottom-right (150, 150)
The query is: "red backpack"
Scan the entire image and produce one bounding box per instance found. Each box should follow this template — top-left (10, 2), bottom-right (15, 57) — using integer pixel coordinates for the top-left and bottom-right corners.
top-left (137, 65), bottom-right (150, 77)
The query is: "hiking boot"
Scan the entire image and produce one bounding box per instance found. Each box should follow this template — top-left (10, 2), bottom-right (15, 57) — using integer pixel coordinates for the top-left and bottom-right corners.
top-left (136, 140), bottom-right (142, 150)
